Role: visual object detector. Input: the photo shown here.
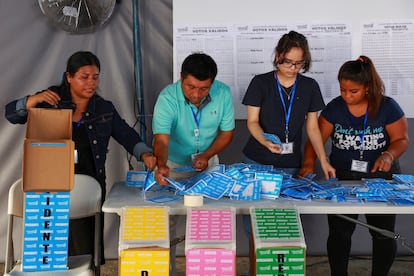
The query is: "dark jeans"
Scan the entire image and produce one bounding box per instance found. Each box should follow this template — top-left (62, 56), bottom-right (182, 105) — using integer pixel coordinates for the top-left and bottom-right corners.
top-left (327, 214), bottom-right (397, 276)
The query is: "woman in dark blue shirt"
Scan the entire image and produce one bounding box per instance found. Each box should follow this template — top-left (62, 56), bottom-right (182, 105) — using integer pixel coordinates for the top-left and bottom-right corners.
top-left (301, 56), bottom-right (409, 276)
top-left (5, 51), bottom-right (156, 262)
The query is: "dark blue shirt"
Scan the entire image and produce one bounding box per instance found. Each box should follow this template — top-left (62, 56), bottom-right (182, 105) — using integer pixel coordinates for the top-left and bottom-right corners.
top-left (242, 71), bottom-right (325, 168)
top-left (322, 96), bottom-right (404, 179)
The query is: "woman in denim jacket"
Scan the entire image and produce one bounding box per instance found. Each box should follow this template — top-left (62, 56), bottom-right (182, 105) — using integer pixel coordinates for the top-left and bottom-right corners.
top-left (5, 51), bottom-right (156, 262)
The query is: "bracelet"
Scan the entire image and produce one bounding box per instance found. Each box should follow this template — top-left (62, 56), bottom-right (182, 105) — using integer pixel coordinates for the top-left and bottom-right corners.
top-left (381, 151), bottom-right (394, 162)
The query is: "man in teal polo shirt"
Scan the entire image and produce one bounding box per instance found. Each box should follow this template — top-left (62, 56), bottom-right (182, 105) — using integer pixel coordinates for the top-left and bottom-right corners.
top-left (153, 52), bottom-right (235, 184)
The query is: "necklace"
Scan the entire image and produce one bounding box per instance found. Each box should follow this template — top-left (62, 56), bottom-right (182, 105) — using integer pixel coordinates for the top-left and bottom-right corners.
top-left (281, 85), bottom-right (293, 100)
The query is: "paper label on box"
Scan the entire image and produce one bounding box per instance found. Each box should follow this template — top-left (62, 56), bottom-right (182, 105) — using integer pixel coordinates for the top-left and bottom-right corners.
top-left (120, 207), bottom-right (169, 242)
top-left (22, 192), bottom-right (70, 272)
top-left (253, 208), bottom-right (301, 239)
top-left (188, 209), bottom-right (233, 241)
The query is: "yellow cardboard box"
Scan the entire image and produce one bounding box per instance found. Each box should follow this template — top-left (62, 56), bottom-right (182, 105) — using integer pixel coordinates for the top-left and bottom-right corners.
top-left (119, 247), bottom-right (170, 276)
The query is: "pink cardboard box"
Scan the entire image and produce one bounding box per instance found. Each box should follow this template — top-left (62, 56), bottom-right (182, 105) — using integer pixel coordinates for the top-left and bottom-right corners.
top-left (186, 248), bottom-right (235, 276)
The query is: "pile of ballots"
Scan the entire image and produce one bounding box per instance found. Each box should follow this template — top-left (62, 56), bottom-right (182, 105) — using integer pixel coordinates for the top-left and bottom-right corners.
top-left (126, 163), bottom-right (285, 200)
top-left (283, 174), bottom-right (414, 205)
top-left (125, 167), bottom-right (414, 205)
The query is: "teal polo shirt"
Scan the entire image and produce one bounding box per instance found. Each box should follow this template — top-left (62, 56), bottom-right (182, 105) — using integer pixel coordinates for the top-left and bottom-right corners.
top-left (153, 79), bottom-right (235, 166)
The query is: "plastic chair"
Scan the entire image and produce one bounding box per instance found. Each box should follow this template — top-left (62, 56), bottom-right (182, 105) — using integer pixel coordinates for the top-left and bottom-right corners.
top-left (4, 174), bottom-right (102, 276)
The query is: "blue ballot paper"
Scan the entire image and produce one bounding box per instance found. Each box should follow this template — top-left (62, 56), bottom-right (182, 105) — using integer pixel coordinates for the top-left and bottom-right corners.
top-left (163, 176), bottom-right (185, 191)
top-left (173, 166), bottom-right (200, 172)
top-left (262, 132), bottom-right (282, 146)
top-left (229, 179), bottom-right (261, 200)
top-left (125, 162), bottom-right (414, 205)
top-left (255, 172), bottom-right (283, 199)
top-left (143, 171), bottom-right (158, 191)
top-left (125, 171), bottom-right (148, 187)
top-left (393, 174), bottom-right (414, 184)
top-left (184, 172), bottom-right (233, 200)
top-left (206, 163), bottom-right (226, 174)
top-left (225, 167), bottom-right (246, 180)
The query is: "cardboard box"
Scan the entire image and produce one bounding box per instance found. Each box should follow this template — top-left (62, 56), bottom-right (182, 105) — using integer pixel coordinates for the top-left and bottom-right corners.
top-left (22, 108), bottom-right (74, 192)
top-left (186, 248), bottom-right (236, 276)
top-left (251, 246), bottom-right (306, 276)
top-left (26, 108), bottom-right (72, 139)
top-left (22, 192), bottom-right (70, 271)
top-left (23, 139), bottom-right (74, 191)
top-left (119, 247), bottom-right (170, 275)
top-left (250, 208), bottom-right (306, 276)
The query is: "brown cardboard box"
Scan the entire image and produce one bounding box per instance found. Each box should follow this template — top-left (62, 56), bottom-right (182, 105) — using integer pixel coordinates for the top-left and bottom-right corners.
top-left (22, 108), bottom-right (74, 192)
top-left (23, 139), bottom-right (74, 191)
top-left (26, 108), bottom-right (72, 139)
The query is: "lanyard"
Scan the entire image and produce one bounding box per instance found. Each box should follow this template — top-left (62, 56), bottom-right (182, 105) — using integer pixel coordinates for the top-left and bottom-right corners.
top-left (73, 116), bottom-right (84, 128)
top-left (275, 75), bottom-right (298, 143)
top-left (190, 106), bottom-right (201, 129)
top-left (190, 106), bottom-right (202, 153)
top-left (348, 108), bottom-right (368, 160)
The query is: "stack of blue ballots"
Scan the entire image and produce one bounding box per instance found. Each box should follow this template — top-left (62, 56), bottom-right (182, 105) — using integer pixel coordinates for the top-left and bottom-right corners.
top-left (125, 168), bottom-right (414, 205)
top-left (393, 174), bottom-right (414, 185)
top-left (125, 163), bottom-right (285, 200)
top-left (279, 175), bottom-right (414, 205)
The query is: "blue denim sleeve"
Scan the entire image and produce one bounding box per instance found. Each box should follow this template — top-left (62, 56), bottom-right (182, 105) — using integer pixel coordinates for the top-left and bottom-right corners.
top-left (5, 96), bottom-right (29, 124)
top-left (133, 142), bottom-right (153, 161)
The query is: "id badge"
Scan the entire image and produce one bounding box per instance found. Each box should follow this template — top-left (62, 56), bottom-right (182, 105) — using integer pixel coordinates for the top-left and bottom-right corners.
top-left (74, 149), bottom-right (78, 164)
top-left (280, 142), bottom-right (294, 154)
top-left (351, 159), bottom-right (368, 173)
top-left (194, 128), bottom-right (199, 137)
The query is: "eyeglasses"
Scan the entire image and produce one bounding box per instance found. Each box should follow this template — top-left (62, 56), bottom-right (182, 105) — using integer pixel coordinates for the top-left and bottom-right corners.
top-left (281, 59), bottom-right (305, 69)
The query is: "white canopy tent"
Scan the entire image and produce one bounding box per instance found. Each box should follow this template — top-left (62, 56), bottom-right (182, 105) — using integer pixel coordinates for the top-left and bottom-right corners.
top-left (1, 0), bottom-right (414, 263)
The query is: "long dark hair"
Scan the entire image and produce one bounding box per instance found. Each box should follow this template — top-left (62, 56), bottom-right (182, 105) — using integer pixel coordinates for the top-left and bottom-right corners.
top-left (338, 55), bottom-right (384, 118)
top-left (59, 51), bottom-right (101, 93)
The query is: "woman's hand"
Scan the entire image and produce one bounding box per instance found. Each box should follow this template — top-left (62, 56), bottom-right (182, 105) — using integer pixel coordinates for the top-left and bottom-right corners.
top-left (264, 140), bottom-right (282, 154)
top-left (26, 90), bottom-right (61, 108)
top-left (320, 159), bottom-right (336, 180)
top-left (371, 152), bottom-right (393, 173)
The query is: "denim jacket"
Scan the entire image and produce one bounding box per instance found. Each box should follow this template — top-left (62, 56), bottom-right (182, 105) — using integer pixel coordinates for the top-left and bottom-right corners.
top-left (5, 86), bottom-right (151, 188)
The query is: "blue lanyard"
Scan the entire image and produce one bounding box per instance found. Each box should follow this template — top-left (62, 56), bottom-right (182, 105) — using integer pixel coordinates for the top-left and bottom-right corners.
top-left (73, 116), bottom-right (84, 128)
top-left (190, 106), bottom-right (201, 129)
top-left (190, 106), bottom-right (202, 153)
top-left (275, 75), bottom-right (297, 143)
top-left (348, 108), bottom-right (368, 160)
